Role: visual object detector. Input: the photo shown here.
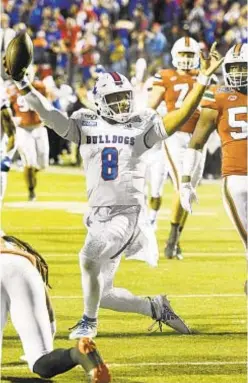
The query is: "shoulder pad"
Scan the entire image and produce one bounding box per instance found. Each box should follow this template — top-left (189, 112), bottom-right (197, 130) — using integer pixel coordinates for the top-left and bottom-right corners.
top-left (129, 109), bottom-right (158, 129)
top-left (139, 108), bottom-right (157, 121)
top-left (71, 108), bottom-right (98, 120)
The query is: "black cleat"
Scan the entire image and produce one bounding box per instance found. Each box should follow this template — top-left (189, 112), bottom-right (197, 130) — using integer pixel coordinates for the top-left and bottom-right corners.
top-left (164, 242), bottom-right (183, 260)
top-left (164, 242), bottom-right (176, 259)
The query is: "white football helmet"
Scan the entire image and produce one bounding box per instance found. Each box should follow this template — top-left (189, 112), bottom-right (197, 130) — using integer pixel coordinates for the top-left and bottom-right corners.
top-left (93, 72), bottom-right (134, 123)
top-left (222, 43), bottom-right (248, 88)
top-left (171, 37), bottom-right (200, 70)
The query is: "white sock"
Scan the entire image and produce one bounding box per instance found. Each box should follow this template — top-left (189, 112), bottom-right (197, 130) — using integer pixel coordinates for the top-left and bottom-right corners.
top-left (100, 287), bottom-right (152, 317)
top-left (81, 261), bottom-right (104, 319)
top-left (149, 209), bottom-right (158, 223)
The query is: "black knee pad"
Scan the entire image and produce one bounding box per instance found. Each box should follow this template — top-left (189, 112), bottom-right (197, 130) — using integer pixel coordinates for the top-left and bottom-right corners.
top-left (33, 349), bottom-right (76, 378)
top-left (33, 354), bottom-right (55, 378)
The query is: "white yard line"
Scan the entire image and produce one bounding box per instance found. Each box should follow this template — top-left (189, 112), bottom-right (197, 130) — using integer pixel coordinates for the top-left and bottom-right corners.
top-left (7, 192), bottom-right (87, 197)
top-left (42, 254), bottom-right (244, 262)
top-left (1, 361), bottom-right (246, 371)
top-left (111, 361), bottom-right (246, 366)
top-left (3, 202), bottom-right (220, 217)
top-left (49, 293), bottom-right (244, 299)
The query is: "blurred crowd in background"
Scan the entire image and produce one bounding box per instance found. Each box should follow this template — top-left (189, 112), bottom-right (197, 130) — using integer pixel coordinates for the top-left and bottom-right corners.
top-left (1, 0), bottom-right (247, 176)
top-left (2, 0), bottom-right (247, 85)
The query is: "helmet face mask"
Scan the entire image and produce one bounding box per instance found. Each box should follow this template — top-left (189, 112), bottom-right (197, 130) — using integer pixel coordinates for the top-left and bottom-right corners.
top-left (93, 72), bottom-right (134, 123)
top-left (225, 63), bottom-right (248, 88)
top-left (223, 44), bottom-right (248, 89)
top-left (172, 37), bottom-right (200, 70)
top-left (175, 51), bottom-right (197, 70)
top-left (105, 91), bottom-right (133, 116)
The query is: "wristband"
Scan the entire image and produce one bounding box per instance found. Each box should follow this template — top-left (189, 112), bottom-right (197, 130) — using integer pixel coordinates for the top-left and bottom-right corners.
top-left (1, 156), bottom-right (12, 172)
top-left (197, 73), bottom-right (211, 86)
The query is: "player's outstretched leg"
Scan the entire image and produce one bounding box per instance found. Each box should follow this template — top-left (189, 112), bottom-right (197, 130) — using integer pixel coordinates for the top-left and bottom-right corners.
top-left (33, 338), bottom-right (111, 383)
top-left (148, 295), bottom-right (191, 334)
top-left (100, 286), bottom-right (191, 334)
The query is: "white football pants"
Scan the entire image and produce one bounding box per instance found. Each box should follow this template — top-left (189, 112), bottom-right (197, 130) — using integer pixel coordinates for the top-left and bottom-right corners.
top-left (164, 131), bottom-right (207, 190)
top-left (0, 254), bottom-right (53, 370)
top-left (17, 126), bottom-right (49, 169)
top-left (222, 175), bottom-right (247, 250)
top-left (79, 205), bottom-right (158, 319)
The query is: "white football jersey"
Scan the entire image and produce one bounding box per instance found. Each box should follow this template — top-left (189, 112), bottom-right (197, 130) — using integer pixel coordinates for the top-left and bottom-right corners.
top-left (70, 108), bottom-right (167, 206)
top-left (24, 88), bottom-right (168, 207)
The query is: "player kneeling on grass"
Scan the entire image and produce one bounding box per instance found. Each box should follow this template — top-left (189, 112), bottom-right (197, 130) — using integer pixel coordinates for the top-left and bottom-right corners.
top-left (3, 34), bottom-right (223, 339)
top-left (0, 234), bottom-right (111, 383)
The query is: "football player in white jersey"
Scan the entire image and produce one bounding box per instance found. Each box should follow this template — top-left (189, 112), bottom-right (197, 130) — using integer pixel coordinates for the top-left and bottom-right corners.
top-left (0, 78), bottom-right (16, 207)
top-left (8, 43), bottom-right (223, 339)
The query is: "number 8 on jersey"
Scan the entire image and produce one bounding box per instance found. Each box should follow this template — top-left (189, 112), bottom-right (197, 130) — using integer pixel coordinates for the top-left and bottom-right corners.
top-left (101, 147), bottom-right (119, 180)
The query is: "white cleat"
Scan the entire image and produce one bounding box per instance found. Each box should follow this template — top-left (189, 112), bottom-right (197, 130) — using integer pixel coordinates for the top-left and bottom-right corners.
top-left (148, 295), bottom-right (191, 334)
top-left (69, 318), bottom-right (97, 340)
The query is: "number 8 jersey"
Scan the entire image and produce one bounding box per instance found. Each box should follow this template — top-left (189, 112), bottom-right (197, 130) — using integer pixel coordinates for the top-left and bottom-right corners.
top-left (71, 108), bottom-right (166, 207)
top-left (201, 85), bottom-right (247, 177)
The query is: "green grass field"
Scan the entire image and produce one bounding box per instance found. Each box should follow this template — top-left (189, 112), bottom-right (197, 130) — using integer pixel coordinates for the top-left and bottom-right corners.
top-left (1, 168), bottom-right (247, 383)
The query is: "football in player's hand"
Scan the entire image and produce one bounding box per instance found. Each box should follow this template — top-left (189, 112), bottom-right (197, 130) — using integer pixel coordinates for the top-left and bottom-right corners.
top-left (4, 32), bottom-right (33, 81)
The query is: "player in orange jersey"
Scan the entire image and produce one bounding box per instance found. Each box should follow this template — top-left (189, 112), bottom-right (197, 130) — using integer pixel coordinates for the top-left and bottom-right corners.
top-left (180, 43), bottom-right (247, 290)
top-left (149, 37), bottom-right (211, 259)
top-left (9, 66), bottom-right (49, 201)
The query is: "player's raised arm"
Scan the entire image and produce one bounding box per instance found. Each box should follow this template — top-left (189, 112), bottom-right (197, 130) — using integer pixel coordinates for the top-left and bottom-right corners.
top-left (163, 43), bottom-right (223, 136)
top-left (19, 85), bottom-right (82, 144)
top-left (3, 33), bottom-right (82, 144)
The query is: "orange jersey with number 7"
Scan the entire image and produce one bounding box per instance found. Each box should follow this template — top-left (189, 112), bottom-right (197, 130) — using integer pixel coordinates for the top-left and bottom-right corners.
top-left (153, 68), bottom-right (200, 133)
top-left (201, 86), bottom-right (247, 177)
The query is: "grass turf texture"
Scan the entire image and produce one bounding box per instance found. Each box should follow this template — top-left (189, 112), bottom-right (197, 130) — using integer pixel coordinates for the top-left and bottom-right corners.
top-left (1, 168), bottom-right (247, 383)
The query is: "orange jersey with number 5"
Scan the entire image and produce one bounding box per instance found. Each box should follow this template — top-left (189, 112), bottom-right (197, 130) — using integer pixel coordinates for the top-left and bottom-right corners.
top-left (201, 86), bottom-right (247, 177)
top-left (153, 69), bottom-right (200, 133)
top-left (9, 81), bottom-right (47, 128)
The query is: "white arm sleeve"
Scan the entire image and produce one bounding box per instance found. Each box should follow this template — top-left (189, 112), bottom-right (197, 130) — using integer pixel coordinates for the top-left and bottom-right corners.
top-left (182, 148), bottom-right (202, 179)
top-left (24, 88), bottom-right (83, 144)
top-left (144, 113), bottom-right (168, 148)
